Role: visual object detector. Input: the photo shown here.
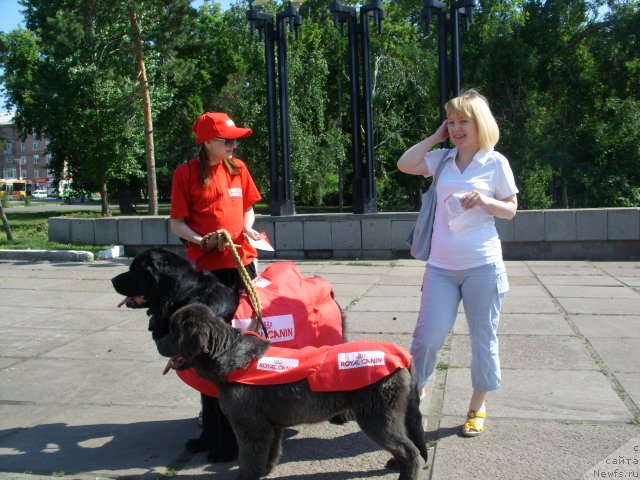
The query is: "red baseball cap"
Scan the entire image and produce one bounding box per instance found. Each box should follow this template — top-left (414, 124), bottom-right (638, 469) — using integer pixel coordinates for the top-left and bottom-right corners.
top-left (192, 112), bottom-right (253, 143)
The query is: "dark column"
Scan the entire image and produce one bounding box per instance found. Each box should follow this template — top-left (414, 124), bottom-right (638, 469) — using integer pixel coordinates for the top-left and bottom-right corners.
top-left (264, 24), bottom-right (281, 216)
top-left (247, 0), bottom-right (303, 216)
top-left (423, 0), bottom-right (476, 122)
top-left (276, 14), bottom-right (295, 216)
top-left (360, 1), bottom-right (384, 214)
top-left (330, 1), bottom-right (364, 214)
top-left (331, 0), bottom-right (384, 214)
top-left (450, 5), bottom-right (461, 97)
top-left (437, 7), bottom-right (448, 123)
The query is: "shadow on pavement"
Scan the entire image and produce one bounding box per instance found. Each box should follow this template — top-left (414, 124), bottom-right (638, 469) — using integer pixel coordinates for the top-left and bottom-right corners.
top-left (0, 418), bottom-right (193, 477)
top-left (426, 424), bottom-right (464, 442)
top-left (0, 421), bottom-right (391, 478)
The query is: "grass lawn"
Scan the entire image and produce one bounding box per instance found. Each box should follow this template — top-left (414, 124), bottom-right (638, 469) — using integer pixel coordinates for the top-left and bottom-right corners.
top-left (1, 208), bottom-right (114, 256)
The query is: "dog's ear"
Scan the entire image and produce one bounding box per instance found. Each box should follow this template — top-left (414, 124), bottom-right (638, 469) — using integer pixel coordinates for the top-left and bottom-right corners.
top-left (133, 251), bottom-right (161, 286)
top-left (172, 304), bottom-right (214, 361)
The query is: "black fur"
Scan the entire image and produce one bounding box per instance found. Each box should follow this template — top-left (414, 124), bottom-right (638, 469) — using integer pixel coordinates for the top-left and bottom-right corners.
top-left (163, 303), bottom-right (428, 480)
top-left (111, 247), bottom-right (348, 462)
top-left (111, 248), bottom-right (243, 460)
top-left (111, 248), bottom-right (238, 345)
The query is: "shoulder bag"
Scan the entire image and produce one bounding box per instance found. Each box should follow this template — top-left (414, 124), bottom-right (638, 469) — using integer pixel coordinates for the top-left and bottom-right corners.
top-left (406, 149), bottom-right (450, 261)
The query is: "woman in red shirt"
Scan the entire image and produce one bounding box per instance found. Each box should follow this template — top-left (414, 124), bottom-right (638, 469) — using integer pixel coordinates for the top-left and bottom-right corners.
top-left (170, 111), bottom-right (262, 288)
top-left (170, 112), bottom-right (263, 461)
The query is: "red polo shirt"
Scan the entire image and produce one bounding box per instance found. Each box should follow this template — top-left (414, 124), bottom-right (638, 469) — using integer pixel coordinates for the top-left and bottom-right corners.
top-left (170, 158), bottom-right (262, 271)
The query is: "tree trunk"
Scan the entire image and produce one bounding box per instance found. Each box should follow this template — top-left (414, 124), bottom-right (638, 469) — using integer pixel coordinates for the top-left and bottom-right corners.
top-left (562, 180), bottom-right (569, 209)
top-left (100, 180), bottom-right (109, 216)
top-left (0, 204), bottom-right (14, 241)
top-left (413, 186), bottom-right (421, 210)
top-left (117, 181), bottom-right (137, 214)
top-left (129, 8), bottom-right (158, 216)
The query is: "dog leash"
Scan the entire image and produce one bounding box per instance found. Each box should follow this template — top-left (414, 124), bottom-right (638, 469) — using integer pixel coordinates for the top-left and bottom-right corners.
top-left (206, 229), bottom-right (269, 340)
top-left (200, 231), bottom-right (230, 251)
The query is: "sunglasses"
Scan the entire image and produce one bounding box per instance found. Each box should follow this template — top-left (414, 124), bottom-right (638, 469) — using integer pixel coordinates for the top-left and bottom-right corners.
top-left (214, 138), bottom-right (238, 147)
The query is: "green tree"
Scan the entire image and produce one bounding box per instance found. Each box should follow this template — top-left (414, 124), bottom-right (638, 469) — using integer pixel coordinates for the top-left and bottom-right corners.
top-left (2, 0), bottom-right (638, 214)
top-left (461, 0), bottom-right (639, 208)
top-left (370, 1), bottom-right (440, 209)
top-left (1, 0), bottom-right (202, 214)
top-left (2, 2), bottom-right (142, 214)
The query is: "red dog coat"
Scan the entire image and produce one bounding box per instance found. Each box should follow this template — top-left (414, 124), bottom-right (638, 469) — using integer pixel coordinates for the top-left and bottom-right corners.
top-left (176, 262), bottom-right (344, 396)
top-left (227, 339), bottom-right (412, 392)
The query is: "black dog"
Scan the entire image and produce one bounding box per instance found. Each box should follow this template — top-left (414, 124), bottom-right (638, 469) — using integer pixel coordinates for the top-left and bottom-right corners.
top-left (161, 303), bottom-right (427, 480)
top-left (111, 247), bottom-right (346, 462)
top-left (112, 248), bottom-right (245, 461)
top-left (111, 248), bottom-right (239, 342)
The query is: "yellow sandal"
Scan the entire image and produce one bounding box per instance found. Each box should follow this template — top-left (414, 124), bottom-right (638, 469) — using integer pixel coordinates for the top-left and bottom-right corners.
top-left (462, 409), bottom-right (486, 437)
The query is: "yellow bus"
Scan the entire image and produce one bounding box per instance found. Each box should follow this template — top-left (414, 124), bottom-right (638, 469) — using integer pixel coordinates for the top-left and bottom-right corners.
top-left (0, 179), bottom-right (28, 199)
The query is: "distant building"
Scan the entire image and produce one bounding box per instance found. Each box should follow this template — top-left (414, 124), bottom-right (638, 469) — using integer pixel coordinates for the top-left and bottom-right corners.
top-left (0, 112), bottom-right (54, 189)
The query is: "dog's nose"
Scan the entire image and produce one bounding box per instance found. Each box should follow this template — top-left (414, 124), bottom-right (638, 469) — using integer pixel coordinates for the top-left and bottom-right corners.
top-left (111, 273), bottom-right (125, 291)
top-left (155, 334), bottom-right (175, 357)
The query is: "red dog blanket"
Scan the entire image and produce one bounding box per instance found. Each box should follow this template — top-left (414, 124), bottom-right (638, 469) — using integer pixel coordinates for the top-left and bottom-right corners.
top-left (227, 339), bottom-right (412, 392)
top-left (176, 262), bottom-right (344, 396)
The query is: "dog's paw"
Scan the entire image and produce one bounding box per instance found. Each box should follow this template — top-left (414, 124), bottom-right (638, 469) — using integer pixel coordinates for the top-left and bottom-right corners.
top-left (208, 446), bottom-right (238, 463)
top-left (185, 436), bottom-right (214, 453)
top-left (329, 410), bottom-right (354, 425)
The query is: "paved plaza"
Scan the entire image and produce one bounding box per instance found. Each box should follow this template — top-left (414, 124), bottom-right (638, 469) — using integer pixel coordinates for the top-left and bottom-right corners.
top-left (0, 257), bottom-right (639, 479)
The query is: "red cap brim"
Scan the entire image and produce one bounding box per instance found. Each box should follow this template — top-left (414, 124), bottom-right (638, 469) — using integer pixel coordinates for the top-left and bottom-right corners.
top-left (224, 127), bottom-right (253, 139)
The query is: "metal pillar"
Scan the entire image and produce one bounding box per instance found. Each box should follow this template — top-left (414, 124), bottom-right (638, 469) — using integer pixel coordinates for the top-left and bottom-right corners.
top-left (330, 1), bottom-right (363, 214)
top-left (330, 0), bottom-right (384, 214)
top-left (360, 1), bottom-right (384, 213)
top-left (275, 2), bottom-right (302, 216)
top-left (247, 0), bottom-right (302, 216)
top-left (423, 0), bottom-right (476, 121)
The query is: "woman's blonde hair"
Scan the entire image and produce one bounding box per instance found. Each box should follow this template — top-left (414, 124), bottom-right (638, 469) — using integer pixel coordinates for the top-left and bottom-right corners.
top-left (445, 89), bottom-right (499, 150)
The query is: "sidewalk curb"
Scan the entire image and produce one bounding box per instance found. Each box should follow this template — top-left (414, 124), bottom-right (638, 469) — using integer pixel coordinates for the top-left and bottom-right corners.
top-left (0, 249), bottom-right (95, 262)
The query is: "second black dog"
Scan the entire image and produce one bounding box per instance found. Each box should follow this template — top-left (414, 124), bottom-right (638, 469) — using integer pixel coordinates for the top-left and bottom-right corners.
top-left (161, 303), bottom-right (427, 480)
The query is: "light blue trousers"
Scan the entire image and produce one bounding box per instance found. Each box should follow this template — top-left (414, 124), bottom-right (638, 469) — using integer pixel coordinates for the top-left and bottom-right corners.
top-left (410, 262), bottom-right (509, 392)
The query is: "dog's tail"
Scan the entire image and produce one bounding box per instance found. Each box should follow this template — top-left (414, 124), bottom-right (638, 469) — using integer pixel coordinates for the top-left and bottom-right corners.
top-left (406, 368), bottom-right (428, 463)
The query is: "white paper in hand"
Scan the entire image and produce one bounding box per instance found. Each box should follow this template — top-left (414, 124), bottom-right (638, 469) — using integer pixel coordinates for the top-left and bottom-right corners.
top-left (247, 234), bottom-right (274, 251)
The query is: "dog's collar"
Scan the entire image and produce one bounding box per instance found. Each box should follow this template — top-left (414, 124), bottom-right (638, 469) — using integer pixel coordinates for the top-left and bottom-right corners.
top-left (207, 328), bottom-right (260, 361)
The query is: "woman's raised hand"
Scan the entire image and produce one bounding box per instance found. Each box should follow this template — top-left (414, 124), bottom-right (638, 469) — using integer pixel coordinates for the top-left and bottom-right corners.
top-left (433, 119), bottom-right (449, 143)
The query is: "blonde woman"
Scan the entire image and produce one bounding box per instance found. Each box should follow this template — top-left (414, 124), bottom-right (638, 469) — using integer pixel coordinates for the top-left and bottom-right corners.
top-left (397, 90), bottom-right (518, 436)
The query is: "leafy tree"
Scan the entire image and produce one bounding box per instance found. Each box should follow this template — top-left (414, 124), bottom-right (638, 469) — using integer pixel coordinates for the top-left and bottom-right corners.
top-left (2, 2), bottom-right (142, 214)
top-left (462, 0), bottom-right (639, 208)
top-left (2, 0), bottom-right (638, 214)
top-left (369, 1), bottom-right (440, 209)
top-left (1, 0), bottom-right (202, 214)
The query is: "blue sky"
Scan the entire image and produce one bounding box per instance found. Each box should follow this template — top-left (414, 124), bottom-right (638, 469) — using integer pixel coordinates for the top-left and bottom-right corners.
top-left (0, 0), bottom-right (26, 33)
top-left (0, 0), bottom-right (234, 111)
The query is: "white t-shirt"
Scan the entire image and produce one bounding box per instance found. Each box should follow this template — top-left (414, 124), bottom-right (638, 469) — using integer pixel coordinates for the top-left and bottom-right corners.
top-left (424, 147), bottom-right (519, 270)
